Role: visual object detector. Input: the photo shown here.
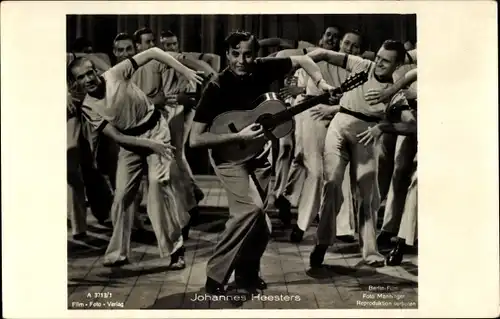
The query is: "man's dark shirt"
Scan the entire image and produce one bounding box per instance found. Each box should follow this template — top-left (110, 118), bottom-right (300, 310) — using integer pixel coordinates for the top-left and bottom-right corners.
top-left (193, 57), bottom-right (294, 125)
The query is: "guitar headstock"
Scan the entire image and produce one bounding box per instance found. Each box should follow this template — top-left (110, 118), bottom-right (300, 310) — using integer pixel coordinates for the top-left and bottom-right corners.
top-left (340, 71), bottom-right (369, 92)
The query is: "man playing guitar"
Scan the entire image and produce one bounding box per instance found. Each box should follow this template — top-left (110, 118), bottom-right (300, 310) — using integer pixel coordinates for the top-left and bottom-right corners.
top-left (189, 30), bottom-right (335, 295)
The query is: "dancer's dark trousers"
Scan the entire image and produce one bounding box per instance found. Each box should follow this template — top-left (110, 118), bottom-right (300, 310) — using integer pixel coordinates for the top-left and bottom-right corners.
top-left (206, 149), bottom-right (272, 284)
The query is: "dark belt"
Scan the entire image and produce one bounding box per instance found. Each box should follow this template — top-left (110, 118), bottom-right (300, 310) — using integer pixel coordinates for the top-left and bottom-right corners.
top-left (120, 109), bottom-right (161, 136)
top-left (339, 106), bottom-right (381, 123)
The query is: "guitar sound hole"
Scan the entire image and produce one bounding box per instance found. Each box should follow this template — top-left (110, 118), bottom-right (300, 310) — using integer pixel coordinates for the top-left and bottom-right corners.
top-left (228, 123), bottom-right (238, 133)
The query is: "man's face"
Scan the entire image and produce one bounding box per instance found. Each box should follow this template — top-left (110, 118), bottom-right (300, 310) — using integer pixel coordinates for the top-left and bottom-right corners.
top-left (136, 33), bottom-right (155, 52)
top-left (160, 36), bottom-right (179, 52)
top-left (374, 47), bottom-right (400, 78)
top-left (71, 60), bottom-right (100, 93)
top-left (320, 27), bottom-right (341, 50)
top-left (226, 40), bottom-right (256, 76)
top-left (113, 39), bottom-right (136, 63)
top-left (339, 33), bottom-right (362, 56)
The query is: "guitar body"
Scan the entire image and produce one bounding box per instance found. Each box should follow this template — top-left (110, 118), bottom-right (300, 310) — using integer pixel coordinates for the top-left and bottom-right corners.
top-left (209, 93), bottom-right (293, 164)
top-left (207, 71), bottom-right (368, 164)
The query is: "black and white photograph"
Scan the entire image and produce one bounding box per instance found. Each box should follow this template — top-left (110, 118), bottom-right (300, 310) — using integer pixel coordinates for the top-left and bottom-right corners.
top-left (2, 0), bottom-right (499, 317)
top-left (65, 13), bottom-right (419, 310)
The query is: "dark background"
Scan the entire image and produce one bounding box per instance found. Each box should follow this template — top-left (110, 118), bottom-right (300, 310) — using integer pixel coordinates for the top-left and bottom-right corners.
top-left (67, 14), bottom-right (416, 175)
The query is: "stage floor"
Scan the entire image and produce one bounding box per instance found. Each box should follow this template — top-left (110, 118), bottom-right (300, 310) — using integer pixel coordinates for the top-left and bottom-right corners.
top-left (68, 176), bottom-right (418, 310)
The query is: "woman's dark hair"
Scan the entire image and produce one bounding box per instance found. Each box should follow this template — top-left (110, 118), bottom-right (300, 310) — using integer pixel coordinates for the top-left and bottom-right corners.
top-left (224, 30), bottom-right (260, 53)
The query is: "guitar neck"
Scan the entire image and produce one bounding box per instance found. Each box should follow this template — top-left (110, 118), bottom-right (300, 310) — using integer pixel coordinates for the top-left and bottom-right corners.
top-left (263, 71), bottom-right (367, 128)
top-left (288, 91), bottom-right (334, 117)
top-left (272, 87), bottom-right (342, 124)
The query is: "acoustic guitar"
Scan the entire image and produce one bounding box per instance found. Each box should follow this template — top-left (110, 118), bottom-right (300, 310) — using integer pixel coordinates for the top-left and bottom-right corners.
top-left (209, 70), bottom-right (369, 164)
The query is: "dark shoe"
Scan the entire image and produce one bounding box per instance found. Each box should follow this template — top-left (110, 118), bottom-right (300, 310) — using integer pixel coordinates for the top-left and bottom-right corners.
top-left (72, 232), bottom-right (88, 241)
top-left (205, 277), bottom-right (226, 295)
top-left (377, 231), bottom-right (397, 248)
top-left (336, 235), bottom-right (356, 243)
top-left (235, 276), bottom-right (267, 290)
top-left (275, 195), bottom-right (291, 227)
top-left (386, 242), bottom-right (405, 266)
top-left (103, 258), bottom-right (129, 267)
top-left (309, 244), bottom-right (328, 268)
top-left (290, 225), bottom-right (304, 243)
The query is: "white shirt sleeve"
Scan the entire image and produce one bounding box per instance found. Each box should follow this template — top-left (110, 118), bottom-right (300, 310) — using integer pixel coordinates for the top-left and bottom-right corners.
top-left (296, 68), bottom-right (309, 88)
top-left (345, 55), bottom-right (373, 73)
top-left (108, 58), bottom-right (137, 81)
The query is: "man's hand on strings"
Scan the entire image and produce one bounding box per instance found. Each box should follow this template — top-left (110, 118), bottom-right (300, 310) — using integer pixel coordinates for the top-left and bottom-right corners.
top-left (328, 92), bottom-right (343, 105)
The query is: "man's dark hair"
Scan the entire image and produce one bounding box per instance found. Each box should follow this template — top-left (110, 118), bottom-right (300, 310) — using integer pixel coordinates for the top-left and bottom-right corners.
top-left (160, 30), bottom-right (176, 38)
top-left (381, 40), bottom-right (407, 64)
top-left (224, 30), bottom-right (260, 53)
top-left (113, 32), bottom-right (134, 44)
top-left (133, 27), bottom-right (154, 44)
top-left (324, 25), bottom-right (343, 34)
top-left (343, 29), bottom-right (367, 52)
top-left (71, 37), bottom-right (93, 53)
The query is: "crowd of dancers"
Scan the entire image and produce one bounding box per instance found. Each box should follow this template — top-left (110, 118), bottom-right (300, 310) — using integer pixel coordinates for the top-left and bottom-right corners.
top-left (67, 23), bottom-right (417, 295)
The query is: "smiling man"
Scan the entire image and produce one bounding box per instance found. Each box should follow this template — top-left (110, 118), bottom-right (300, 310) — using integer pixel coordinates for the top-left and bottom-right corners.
top-left (66, 52), bottom-right (114, 240)
top-left (359, 67), bottom-right (418, 266)
top-left (271, 30), bottom-right (367, 245)
top-left (319, 26), bottom-right (342, 51)
top-left (189, 30), bottom-right (335, 295)
top-left (305, 40), bottom-right (414, 268)
top-left (67, 46), bottom-right (203, 268)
